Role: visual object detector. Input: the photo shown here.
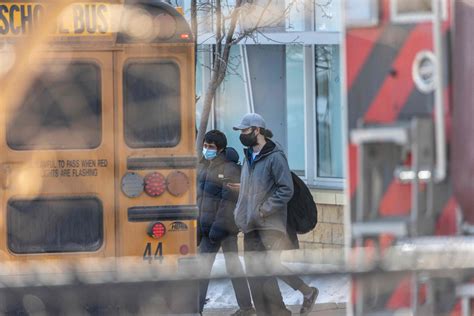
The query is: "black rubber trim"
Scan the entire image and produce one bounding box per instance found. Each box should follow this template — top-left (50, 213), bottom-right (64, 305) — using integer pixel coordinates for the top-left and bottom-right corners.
top-left (128, 205), bottom-right (198, 222)
top-left (127, 156), bottom-right (198, 170)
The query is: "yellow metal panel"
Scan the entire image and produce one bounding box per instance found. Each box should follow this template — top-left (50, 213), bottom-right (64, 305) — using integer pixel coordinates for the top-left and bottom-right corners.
top-left (0, 51), bottom-right (116, 261)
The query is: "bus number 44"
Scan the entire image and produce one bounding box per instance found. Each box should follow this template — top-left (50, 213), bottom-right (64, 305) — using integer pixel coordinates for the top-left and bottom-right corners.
top-left (143, 242), bottom-right (163, 263)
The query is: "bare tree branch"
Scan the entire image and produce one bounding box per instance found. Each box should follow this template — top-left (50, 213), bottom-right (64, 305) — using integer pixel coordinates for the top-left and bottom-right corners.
top-left (196, 0), bottom-right (244, 152)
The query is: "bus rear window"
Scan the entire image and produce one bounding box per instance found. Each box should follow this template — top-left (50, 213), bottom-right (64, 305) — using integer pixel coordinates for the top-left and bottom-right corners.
top-left (124, 61), bottom-right (181, 148)
top-left (396, 0), bottom-right (432, 14)
top-left (7, 197), bottom-right (103, 254)
top-left (7, 62), bottom-right (102, 150)
top-left (391, 0), bottom-right (447, 22)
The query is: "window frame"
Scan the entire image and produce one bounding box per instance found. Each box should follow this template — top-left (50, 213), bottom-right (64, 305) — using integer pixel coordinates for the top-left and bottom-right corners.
top-left (390, 0), bottom-right (448, 24)
top-left (305, 45), bottom-right (344, 190)
top-left (123, 59), bottom-right (182, 149)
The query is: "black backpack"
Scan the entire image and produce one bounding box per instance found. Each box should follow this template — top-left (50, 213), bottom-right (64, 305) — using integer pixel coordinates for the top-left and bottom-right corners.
top-left (287, 172), bottom-right (318, 234)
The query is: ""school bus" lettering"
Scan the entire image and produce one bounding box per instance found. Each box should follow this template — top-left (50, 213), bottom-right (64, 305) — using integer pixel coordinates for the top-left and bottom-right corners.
top-left (0, 3), bottom-right (110, 36)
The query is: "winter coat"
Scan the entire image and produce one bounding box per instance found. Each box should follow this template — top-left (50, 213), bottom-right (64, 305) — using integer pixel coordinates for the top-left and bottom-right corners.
top-left (284, 225), bottom-right (299, 250)
top-left (197, 147), bottom-right (241, 243)
top-left (234, 140), bottom-right (294, 234)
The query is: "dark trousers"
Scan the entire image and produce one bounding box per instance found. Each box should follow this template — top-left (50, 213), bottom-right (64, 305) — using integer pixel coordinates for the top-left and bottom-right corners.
top-left (198, 234), bottom-right (253, 312)
top-left (244, 230), bottom-right (291, 316)
top-left (280, 267), bottom-right (305, 291)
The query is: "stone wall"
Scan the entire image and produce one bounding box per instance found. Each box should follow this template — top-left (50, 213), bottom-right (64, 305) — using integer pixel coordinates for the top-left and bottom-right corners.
top-left (281, 190), bottom-right (346, 264)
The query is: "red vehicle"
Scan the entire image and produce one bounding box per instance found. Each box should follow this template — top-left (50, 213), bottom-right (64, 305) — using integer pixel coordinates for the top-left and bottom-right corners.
top-left (344, 0), bottom-right (474, 314)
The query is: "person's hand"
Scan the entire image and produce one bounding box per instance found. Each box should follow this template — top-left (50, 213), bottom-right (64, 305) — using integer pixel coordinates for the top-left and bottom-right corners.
top-left (226, 182), bottom-right (240, 191)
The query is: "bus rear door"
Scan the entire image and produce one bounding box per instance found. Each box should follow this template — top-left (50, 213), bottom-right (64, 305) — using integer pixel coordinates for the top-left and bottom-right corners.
top-left (115, 44), bottom-right (197, 263)
top-left (0, 51), bottom-right (115, 259)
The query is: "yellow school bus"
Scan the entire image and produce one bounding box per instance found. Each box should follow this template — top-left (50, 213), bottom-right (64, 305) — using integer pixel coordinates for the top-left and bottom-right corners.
top-left (0, 1), bottom-right (197, 266)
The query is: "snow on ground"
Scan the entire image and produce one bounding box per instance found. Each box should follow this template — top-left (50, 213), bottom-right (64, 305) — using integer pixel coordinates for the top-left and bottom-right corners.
top-left (204, 254), bottom-right (348, 310)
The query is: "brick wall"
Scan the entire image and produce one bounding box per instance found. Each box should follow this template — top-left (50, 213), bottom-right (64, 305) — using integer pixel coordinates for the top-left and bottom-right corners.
top-left (281, 190), bottom-right (345, 264)
top-left (295, 204), bottom-right (344, 262)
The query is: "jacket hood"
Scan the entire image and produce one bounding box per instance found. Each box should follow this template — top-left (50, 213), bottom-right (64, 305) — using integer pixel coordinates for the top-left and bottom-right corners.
top-left (263, 140), bottom-right (286, 157)
top-left (223, 147), bottom-right (239, 163)
top-left (244, 139), bottom-right (284, 162)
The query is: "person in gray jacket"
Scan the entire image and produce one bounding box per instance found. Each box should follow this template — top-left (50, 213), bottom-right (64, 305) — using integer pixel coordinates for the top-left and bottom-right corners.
top-left (232, 113), bottom-right (293, 316)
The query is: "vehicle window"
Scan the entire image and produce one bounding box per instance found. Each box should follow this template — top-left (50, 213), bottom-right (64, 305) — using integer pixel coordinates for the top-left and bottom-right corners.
top-left (124, 61), bottom-right (181, 148)
top-left (396, 0), bottom-right (432, 14)
top-left (7, 197), bottom-right (103, 254)
top-left (7, 62), bottom-right (102, 150)
top-left (391, 0), bottom-right (447, 22)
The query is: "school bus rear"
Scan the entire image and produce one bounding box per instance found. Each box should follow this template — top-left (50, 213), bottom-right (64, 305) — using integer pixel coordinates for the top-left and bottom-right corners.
top-left (0, 1), bottom-right (197, 269)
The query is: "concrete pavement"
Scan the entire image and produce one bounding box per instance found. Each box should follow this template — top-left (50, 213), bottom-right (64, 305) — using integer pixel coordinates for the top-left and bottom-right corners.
top-left (203, 303), bottom-right (346, 315)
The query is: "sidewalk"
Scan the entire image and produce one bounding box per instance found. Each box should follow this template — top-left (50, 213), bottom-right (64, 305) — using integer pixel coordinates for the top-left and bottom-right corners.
top-left (203, 303), bottom-right (346, 315)
top-left (203, 254), bottom-right (348, 315)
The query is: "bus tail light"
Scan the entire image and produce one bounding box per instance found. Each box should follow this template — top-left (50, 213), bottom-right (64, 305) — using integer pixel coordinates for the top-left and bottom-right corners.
top-left (148, 222), bottom-right (166, 239)
top-left (166, 171), bottom-right (190, 196)
top-left (121, 172), bottom-right (144, 198)
top-left (179, 244), bottom-right (189, 255)
top-left (144, 172), bottom-right (166, 197)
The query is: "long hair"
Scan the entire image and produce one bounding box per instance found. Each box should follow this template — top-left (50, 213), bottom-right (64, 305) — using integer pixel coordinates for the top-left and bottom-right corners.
top-left (259, 128), bottom-right (273, 139)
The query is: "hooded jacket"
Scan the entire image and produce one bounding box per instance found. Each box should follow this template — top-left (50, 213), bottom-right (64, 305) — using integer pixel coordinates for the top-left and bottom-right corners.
top-left (197, 147), bottom-right (241, 242)
top-left (234, 140), bottom-right (294, 234)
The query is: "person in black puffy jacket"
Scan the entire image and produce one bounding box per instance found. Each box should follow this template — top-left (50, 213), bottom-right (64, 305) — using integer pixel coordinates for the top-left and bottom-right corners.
top-left (197, 130), bottom-right (255, 316)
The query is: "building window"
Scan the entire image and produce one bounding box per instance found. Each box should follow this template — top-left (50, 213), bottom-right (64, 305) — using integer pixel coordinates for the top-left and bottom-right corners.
top-left (285, 0), bottom-right (305, 32)
top-left (197, 43), bottom-right (344, 188)
top-left (315, 45), bottom-right (343, 179)
top-left (190, 0), bottom-right (345, 188)
top-left (286, 45), bottom-right (305, 175)
top-left (195, 51), bottom-right (204, 129)
top-left (315, 0), bottom-right (341, 32)
top-left (215, 46), bottom-right (251, 156)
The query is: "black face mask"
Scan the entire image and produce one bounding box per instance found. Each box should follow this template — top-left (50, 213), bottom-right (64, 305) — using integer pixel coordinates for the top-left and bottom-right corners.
top-left (240, 130), bottom-right (258, 147)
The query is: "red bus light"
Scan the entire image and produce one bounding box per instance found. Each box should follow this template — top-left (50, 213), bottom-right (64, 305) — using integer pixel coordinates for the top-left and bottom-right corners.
top-left (148, 222), bottom-right (166, 239)
top-left (144, 172), bottom-right (166, 197)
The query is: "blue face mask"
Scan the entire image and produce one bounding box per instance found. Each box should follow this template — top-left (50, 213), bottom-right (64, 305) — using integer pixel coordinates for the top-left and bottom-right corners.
top-left (202, 148), bottom-right (218, 160)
